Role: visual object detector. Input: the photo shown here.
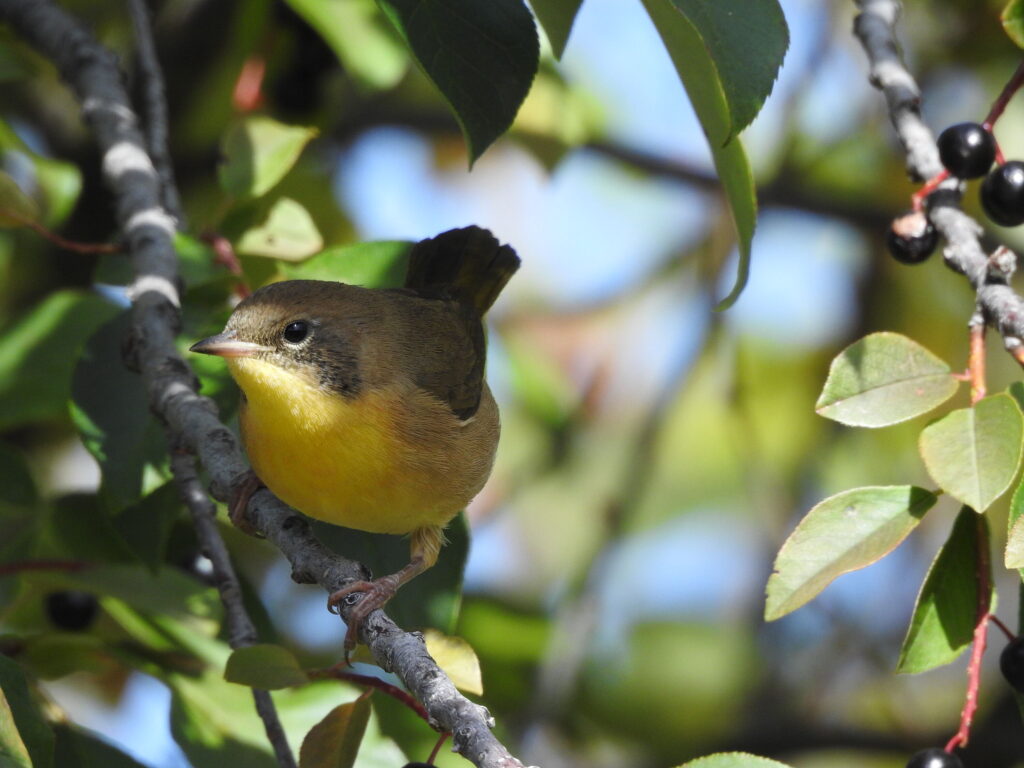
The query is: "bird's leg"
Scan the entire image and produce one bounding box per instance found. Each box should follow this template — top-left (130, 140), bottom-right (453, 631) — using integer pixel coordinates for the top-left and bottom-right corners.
top-left (228, 470), bottom-right (265, 537)
top-left (328, 525), bottom-right (444, 651)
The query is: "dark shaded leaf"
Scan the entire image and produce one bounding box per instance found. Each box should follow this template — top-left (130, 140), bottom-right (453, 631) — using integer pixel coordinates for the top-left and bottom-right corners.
top-left (376, 0), bottom-right (539, 163)
top-left (0, 656), bottom-right (54, 768)
top-left (112, 482), bottom-right (183, 571)
top-left (52, 725), bottom-right (148, 768)
top-left (898, 507), bottom-right (989, 673)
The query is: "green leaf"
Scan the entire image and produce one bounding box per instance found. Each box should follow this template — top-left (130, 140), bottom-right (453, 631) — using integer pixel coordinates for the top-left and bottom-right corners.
top-left (52, 724), bottom-right (148, 768)
top-left (898, 507), bottom-right (990, 673)
top-left (0, 117), bottom-right (82, 227)
top-left (0, 687), bottom-right (32, 768)
top-left (218, 116), bottom-right (318, 199)
top-left (0, 441), bottom-right (37, 510)
top-left (0, 443), bottom-right (40, 609)
top-left (678, 754), bottom-right (794, 768)
top-left (765, 486), bottom-right (936, 621)
top-left (281, 241), bottom-right (411, 288)
top-left (815, 332), bottom-right (959, 427)
top-left (70, 311), bottom-right (168, 513)
top-left (376, 0), bottom-right (539, 164)
top-left (1004, 475), bottom-right (1024, 570)
top-left (111, 481), bottom-right (182, 570)
top-left (225, 644), bottom-right (308, 690)
top-left (310, 511), bottom-right (468, 633)
top-left (919, 392), bottom-right (1024, 512)
top-left (530, 0), bottom-right (583, 58)
top-left (0, 290), bottom-right (119, 430)
top-left (1003, 0), bottom-right (1024, 48)
top-left (235, 197), bottom-right (323, 261)
top-left (298, 697), bottom-right (371, 768)
top-left (282, 0), bottom-right (407, 90)
top-left (0, 656), bottom-right (54, 768)
top-left (638, 0), bottom-right (759, 310)
top-left (0, 170), bottom-right (39, 228)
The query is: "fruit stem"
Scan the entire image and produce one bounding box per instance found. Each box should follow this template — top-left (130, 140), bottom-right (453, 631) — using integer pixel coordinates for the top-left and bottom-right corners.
top-left (991, 614), bottom-right (1016, 643)
top-left (983, 58), bottom-right (1024, 130)
top-left (944, 514), bottom-right (992, 753)
top-left (967, 317), bottom-right (987, 404)
top-left (912, 169), bottom-right (949, 212)
top-left (427, 732), bottom-right (450, 764)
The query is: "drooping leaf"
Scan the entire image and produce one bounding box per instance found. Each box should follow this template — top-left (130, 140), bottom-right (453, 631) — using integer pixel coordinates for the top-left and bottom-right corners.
top-left (218, 116), bottom-right (318, 199)
top-left (70, 311), bottom-right (168, 513)
top-left (678, 754), bottom-right (794, 768)
top-left (919, 392), bottom-right (1024, 512)
top-left (281, 241), bottom-right (411, 289)
top-left (235, 197), bottom-right (323, 260)
top-left (282, 0), bottom-right (407, 90)
top-left (765, 486), bottom-right (936, 621)
top-left (225, 644), bottom-right (308, 690)
top-left (298, 697), bottom-right (372, 768)
top-left (0, 442), bottom-right (41, 608)
top-left (1003, 0), bottom-right (1024, 48)
top-left (376, 0), bottom-right (539, 164)
top-left (422, 629), bottom-right (483, 695)
top-left (815, 332), bottom-right (958, 427)
top-left (638, 0), bottom-right (759, 309)
top-left (0, 686), bottom-right (32, 768)
top-left (530, 0), bottom-right (584, 58)
top-left (52, 725), bottom-right (149, 768)
top-left (898, 507), bottom-right (990, 673)
top-left (0, 290), bottom-right (119, 430)
top-left (0, 170), bottom-right (39, 228)
top-left (0, 656), bottom-right (54, 768)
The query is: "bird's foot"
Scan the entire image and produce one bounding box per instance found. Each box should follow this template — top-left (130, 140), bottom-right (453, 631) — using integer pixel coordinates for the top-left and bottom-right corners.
top-left (228, 470), bottom-right (265, 537)
top-left (327, 573), bottom-right (402, 652)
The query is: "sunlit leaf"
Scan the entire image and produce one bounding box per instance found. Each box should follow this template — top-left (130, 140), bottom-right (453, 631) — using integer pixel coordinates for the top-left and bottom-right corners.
top-left (423, 629), bottom-right (483, 695)
top-left (1003, 0), bottom-right (1024, 48)
top-left (815, 332), bottom-right (958, 427)
top-left (638, 0), bottom-right (759, 309)
top-left (765, 486), bottom-right (936, 621)
top-left (281, 241), bottom-right (411, 288)
top-left (225, 644), bottom-right (308, 690)
top-left (298, 697), bottom-right (371, 768)
top-left (530, 0), bottom-right (583, 58)
top-left (235, 197), bottom-right (323, 260)
top-left (0, 686), bottom-right (32, 768)
top-left (897, 507), bottom-right (989, 673)
top-left (919, 392), bottom-right (1024, 512)
top-left (218, 116), bottom-right (318, 199)
top-left (1004, 475), bottom-right (1024, 570)
top-left (283, 0), bottom-right (407, 90)
top-left (0, 657), bottom-right (54, 768)
top-left (678, 753), bottom-right (794, 768)
top-left (0, 169), bottom-right (38, 228)
top-left (376, 0), bottom-right (539, 164)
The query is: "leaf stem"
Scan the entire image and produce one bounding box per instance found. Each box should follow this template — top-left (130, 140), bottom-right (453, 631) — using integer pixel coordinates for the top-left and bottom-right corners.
top-left (0, 208), bottom-right (119, 254)
top-left (0, 559), bottom-right (89, 576)
top-left (982, 58), bottom-right (1024, 130)
top-left (310, 667), bottom-right (434, 725)
top-left (967, 316), bottom-right (987, 404)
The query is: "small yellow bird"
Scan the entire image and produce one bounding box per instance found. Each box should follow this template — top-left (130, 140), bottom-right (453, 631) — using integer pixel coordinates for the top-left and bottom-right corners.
top-left (190, 226), bottom-right (519, 647)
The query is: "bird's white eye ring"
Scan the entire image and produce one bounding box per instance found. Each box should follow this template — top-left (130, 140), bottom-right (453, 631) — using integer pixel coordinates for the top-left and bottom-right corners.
top-left (283, 321), bottom-right (309, 344)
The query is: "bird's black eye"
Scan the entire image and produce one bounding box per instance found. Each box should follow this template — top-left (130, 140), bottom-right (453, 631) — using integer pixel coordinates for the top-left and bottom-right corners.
top-left (283, 321), bottom-right (309, 344)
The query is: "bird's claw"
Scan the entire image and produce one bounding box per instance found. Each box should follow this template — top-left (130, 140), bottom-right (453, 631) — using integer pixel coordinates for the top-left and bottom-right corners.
top-left (327, 576), bottom-right (401, 651)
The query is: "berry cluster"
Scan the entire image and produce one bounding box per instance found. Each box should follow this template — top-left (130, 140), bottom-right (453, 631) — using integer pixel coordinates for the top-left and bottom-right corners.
top-left (887, 121), bottom-right (1024, 264)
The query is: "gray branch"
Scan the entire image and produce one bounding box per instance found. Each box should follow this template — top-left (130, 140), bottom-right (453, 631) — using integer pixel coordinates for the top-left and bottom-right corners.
top-left (854, 0), bottom-right (1024, 354)
top-left (0, 1), bottom-right (530, 766)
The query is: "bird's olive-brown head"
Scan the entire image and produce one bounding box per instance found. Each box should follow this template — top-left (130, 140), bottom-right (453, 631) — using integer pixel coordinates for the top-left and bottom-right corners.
top-left (190, 280), bottom-right (368, 397)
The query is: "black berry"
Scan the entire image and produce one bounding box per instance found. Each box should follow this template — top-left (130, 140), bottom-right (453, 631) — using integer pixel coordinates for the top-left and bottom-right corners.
top-left (1000, 636), bottom-right (1024, 691)
top-left (45, 591), bottom-right (98, 632)
top-left (887, 211), bottom-right (938, 264)
top-left (938, 122), bottom-right (996, 178)
top-left (906, 748), bottom-right (962, 768)
top-left (981, 161), bottom-right (1024, 226)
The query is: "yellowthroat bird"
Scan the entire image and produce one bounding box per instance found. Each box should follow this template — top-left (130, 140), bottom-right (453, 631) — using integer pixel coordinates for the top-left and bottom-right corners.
top-left (190, 226), bottom-right (519, 647)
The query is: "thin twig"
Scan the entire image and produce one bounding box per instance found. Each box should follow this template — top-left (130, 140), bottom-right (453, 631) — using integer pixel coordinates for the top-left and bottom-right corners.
top-left (0, 560), bottom-right (88, 577)
top-left (0, 3), bottom-right (530, 766)
top-left (169, 447), bottom-right (296, 768)
top-left (309, 667), bottom-right (431, 722)
top-left (1, 207), bottom-right (119, 253)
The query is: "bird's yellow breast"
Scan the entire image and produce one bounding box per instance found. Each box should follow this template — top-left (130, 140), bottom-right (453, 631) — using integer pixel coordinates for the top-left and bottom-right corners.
top-left (226, 357), bottom-right (496, 534)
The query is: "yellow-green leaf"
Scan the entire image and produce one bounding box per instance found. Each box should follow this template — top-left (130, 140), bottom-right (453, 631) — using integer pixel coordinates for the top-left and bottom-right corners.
top-left (224, 644), bottom-right (308, 690)
top-left (678, 753), bottom-right (794, 768)
top-left (235, 197), bottom-right (323, 261)
top-left (919, 392), bottom-right (1024, 512)
top-left (423, 629), bottom-right (483, 695)
top-left (0, 170), bottom-right (39, 228)
top-left (1003, 0), bottom-right (1024, 48)
top-left (298, 697), bottom-right (371, 768)
top-left (218, 116), bottom-right (318, 199)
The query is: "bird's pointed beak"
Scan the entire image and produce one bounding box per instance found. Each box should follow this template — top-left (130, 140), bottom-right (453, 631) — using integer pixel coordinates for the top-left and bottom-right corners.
top-left (189, 329), bottom-right (273, 358)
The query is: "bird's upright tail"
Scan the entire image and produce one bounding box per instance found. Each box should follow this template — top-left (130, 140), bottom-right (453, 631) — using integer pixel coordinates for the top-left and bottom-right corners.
top-left (404, 226), bottom-right (520, 316)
